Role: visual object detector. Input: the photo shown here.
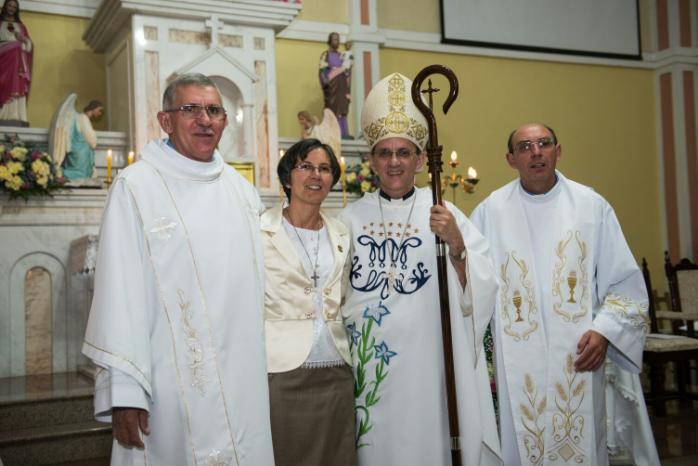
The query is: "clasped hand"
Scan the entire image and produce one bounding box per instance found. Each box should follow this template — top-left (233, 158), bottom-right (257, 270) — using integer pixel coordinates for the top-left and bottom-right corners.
top-left (429, 205), bottom-right (465, 257)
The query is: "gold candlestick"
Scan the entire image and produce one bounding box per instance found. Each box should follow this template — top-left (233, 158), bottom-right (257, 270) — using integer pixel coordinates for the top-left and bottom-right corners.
top-left (340, 156), bottom-right (347, 208)
top-left (105, 149), bottom-right (113, 185)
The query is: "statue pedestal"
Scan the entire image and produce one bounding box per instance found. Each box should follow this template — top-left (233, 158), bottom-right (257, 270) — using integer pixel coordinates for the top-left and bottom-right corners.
top-left (84, 0), bottom-right (301, 195)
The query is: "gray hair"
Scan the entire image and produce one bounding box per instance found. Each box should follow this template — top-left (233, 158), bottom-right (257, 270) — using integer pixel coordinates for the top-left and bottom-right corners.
top-left (162, 73), bottom-right (220, 110)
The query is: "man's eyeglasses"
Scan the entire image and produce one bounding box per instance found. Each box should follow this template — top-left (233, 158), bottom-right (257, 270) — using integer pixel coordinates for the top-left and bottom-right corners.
top-left (294, 162), bottom-right (333, 175)
top-left (514, 138), bottom-right (555, 154)
top-left (164, 104), bottom-right (227, 121)
top-left (375, 148), bottom-right (417, 161)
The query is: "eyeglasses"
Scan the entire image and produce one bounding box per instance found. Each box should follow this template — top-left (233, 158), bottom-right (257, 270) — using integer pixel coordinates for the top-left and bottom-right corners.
top-left (374, 148), bottom-right (417, 161)
top-left (164, 104), bottom-right (227, 121)
top-left (513, 138), bottom-right (555, 154)
top-left (294, 162), bottom-right (333, 175)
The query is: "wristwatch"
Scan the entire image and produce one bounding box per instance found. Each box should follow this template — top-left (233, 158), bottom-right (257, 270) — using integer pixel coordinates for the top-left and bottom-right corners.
top-left (449, 247), bottom-right (467, 261)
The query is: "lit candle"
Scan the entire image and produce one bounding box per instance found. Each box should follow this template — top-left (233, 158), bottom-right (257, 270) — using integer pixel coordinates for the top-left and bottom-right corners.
top-left (450, 150), bottom-right (457, 162)
top-left (106, 150), bottom-right (113, 182)
top-left (340, 156), bottom-right (347, 208)
top-left (128, 151), bottom-right (135, 165)
top-left (467, 166), bottom-right (477, 179)
top-left (279, 149), bottom-right (285, 159)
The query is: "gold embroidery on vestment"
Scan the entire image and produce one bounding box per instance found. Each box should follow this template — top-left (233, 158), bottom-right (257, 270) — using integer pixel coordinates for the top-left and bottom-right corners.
top-left (500, 252), bottom-right (539, 341)
top-left (547, 354), bottom-right (587, 463)
top-left (552, 231), bottom-right (589, 323)
top-left (520, 373), bottom-right (545, 465)
top-left (603, 294), bottom-right (650, 333)
top-left (362, 74), bottom-right (428, 148)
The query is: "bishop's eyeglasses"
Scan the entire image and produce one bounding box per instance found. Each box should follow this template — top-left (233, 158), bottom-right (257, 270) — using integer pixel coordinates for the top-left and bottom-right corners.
top-left (374, 148), bottom-right (417, 161)
top-left (164, 104), bottom-right (227, 121)
top-left (513, 138), bottom-right (555, 154)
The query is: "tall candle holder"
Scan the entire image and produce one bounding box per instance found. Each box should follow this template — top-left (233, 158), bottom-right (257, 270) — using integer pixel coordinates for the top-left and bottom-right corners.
top-left (442, 150), bottom-right (479, 201)
top-left (105, 149), bottom-right (113, 186)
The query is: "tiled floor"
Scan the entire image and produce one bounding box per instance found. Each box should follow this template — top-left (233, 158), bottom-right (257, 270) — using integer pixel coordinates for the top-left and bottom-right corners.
top-left (651, 400), bottom-right (698, 465)
top-left (1, 373), bottom-right (697, 465)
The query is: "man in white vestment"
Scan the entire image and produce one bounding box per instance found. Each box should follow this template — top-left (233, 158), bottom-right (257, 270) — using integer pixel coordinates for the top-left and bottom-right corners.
top-left (83, 73), bottom-right (274, 466)
top-left (470, 123), bottom-right (652, 466)
top-left (339, 72), bottom-right (502, 466)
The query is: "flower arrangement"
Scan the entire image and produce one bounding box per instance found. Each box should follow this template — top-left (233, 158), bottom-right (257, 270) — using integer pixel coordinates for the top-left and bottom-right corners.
top-left (0, 136), bottom-right (65, 200)
top-left (344, 158), bottom-right (379, 194)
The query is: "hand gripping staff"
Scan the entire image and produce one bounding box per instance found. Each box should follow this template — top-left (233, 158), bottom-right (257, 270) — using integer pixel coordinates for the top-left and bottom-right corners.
top-left (411, 65), bottom-right (462, 466)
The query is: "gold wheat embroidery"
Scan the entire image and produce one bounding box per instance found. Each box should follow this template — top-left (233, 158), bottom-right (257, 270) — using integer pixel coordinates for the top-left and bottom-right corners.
top-left (548, 354), bottom-right (587, 463)
top-left (520, 373), bottom-right (545, 465)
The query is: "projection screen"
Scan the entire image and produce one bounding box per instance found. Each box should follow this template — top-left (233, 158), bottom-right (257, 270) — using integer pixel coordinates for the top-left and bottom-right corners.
top-left (441, 0), bottom-right (641, 59)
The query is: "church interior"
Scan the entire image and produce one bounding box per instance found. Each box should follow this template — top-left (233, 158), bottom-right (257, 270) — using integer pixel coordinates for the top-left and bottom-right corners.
top-left (0, 0), bottom-right (697, 464)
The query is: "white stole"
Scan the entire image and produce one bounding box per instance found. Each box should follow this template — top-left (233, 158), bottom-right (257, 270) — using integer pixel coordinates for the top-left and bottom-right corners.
top-left (125, 160), bottom-right (255, 466)
top-left (489, 179), bottom-right (596, 465)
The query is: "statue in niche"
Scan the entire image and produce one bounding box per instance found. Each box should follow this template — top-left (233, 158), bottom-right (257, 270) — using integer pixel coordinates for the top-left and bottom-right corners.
top-left (0, 0), bottom-right (33, 127)
top-left (319, 32), bottom-right (353, 139)
top-left (49, 95), bottom-right (104, 185)
top-left (298, 108), bottom-right (341, 159)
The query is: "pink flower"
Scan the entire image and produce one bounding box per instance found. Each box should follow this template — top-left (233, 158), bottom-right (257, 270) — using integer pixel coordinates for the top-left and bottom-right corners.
top-left (21, 182), bottom-right (31, 190)
top-left (31, 151), bottom-right (41, 161)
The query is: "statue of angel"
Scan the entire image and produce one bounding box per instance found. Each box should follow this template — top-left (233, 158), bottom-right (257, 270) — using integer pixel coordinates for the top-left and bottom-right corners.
top-left (297, 108), bottom-right (341, 159)
top-left (49, 94), bottom-right (104, 183)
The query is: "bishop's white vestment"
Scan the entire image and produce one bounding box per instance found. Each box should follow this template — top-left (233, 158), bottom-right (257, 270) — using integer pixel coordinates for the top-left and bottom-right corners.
top-left (470, 172), bottom-right (650, 466)
top-left (83, 140), bottom-right (274, 466)
top-left (339, 188), bottom-right (502, 466)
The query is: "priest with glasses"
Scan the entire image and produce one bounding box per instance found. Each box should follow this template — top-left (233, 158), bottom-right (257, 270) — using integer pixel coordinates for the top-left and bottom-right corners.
top-left (84, 73), bottom-right (274, 466)
top-left (339, 72), bottom-right (502, 466)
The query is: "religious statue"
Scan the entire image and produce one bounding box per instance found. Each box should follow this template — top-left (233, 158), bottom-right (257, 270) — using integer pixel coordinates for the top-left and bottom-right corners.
top-left (297, 108), bottom-right (341, 159)
top-left (49, 95), bottom-right (104, 184)
top-left (319, 32), bottom-right (352, 139)
top-left (0, 0), bottom-right (33, 126)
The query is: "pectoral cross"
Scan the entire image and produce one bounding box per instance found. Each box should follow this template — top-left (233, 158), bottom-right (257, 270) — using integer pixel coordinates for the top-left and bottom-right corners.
top-left (311, 269), bottom-right (319, 288)
top-left (386, 264), bottom-right (397, 292)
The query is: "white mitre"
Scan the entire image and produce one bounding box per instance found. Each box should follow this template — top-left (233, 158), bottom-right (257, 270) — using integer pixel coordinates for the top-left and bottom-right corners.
top-left (361, 72), bottom-right (429, 151)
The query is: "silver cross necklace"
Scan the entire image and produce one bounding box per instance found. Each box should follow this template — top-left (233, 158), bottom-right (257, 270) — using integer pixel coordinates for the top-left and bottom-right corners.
top-left (286, 210), bottom-right (321, 288)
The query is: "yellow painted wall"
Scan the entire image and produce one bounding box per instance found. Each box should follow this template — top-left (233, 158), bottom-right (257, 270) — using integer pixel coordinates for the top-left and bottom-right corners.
top-left (276, 38), bottom-right (357, 139)
top-left (378, 0), bottom-right (440, 33)
top-left (22, 12), bottom-right (106, 129)
top-left (377, 48), bottom-right (662, 279)
top-left (296, 0), bottom-right (348, 24)
top-left (275, 39), bottom-right (661, 277)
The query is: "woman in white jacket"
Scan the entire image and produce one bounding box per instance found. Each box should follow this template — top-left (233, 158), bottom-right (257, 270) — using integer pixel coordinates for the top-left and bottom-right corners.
top-left (261, 138), bottom-right (355, 466)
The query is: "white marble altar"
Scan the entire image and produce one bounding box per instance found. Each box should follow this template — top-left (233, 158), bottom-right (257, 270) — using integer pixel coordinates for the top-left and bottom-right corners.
top-left (0, 128), bottom-right (363, 378)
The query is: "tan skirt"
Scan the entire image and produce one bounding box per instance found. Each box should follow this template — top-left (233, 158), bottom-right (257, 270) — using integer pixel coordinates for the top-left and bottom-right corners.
top-left (268, 365), bottom-right (357, 466)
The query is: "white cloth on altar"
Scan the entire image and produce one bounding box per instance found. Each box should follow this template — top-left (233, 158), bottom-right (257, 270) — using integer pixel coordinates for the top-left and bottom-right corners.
top-left (471, 172), bottom-right (650, 466)
top-left (339, 188), bottom-right (502, 466)
top-left (83, 139), bottom-right (273, 466)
